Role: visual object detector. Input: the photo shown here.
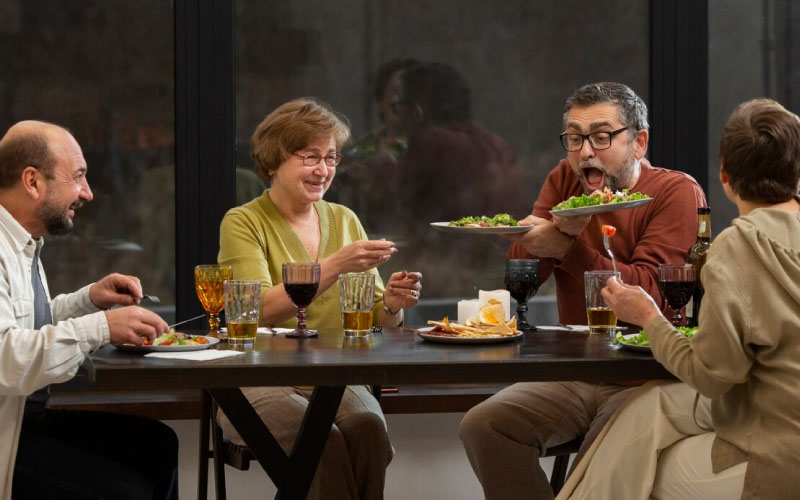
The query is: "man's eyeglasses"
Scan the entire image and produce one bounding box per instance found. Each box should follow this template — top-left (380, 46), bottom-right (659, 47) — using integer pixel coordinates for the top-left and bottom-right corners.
top-left (559, 127), bottom-right (629, 152)
top-left (292, 152), bottom-right (343, 167)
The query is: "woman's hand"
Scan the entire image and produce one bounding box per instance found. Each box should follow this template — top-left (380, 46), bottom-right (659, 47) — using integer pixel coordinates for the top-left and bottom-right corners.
top-left (601, 277), bottom-right (662, 328)
top-left (383, 271), bottom-right (422, 312)
top-left (326, 239), bottom-right (397, 274)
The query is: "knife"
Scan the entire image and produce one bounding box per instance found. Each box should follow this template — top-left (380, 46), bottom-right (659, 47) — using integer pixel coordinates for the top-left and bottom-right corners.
top-left (167, 314), bottom-right (207, 330)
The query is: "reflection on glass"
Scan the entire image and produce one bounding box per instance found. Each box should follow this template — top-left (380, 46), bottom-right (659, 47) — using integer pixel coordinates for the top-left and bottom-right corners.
top-left (234, 0), bottom-right (649, 306)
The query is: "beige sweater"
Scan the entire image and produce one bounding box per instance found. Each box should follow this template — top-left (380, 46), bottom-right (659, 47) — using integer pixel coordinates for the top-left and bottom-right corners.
top-left (646, 207), bottom-right (800, 499)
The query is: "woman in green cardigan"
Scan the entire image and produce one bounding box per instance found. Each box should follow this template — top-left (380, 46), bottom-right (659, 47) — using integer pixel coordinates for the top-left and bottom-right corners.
top-left (216, 98), bottom-right (422, 500)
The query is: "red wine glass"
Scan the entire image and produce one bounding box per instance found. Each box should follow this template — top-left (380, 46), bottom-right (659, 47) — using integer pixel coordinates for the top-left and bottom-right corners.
top-left (657, 264), bottom-right (696, 326)
top-left (282, 262), bottom-right (321, 338)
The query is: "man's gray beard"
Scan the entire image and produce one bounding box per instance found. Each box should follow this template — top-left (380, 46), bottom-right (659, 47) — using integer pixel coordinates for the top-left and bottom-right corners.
top-left (606, 156), bottom-right (638, 192)
top-left (36, 203), bottom-right (73, 236)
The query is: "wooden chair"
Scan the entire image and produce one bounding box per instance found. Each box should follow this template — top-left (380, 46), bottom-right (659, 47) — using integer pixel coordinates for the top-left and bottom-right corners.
top-left (196, 389), bottom-right (582, 499)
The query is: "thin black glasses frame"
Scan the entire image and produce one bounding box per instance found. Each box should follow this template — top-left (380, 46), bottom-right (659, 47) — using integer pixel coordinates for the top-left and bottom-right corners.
top-left (559, 127), bottom-right (630, 152)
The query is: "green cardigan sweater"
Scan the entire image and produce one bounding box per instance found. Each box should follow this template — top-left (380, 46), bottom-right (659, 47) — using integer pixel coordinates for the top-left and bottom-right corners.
top-left (218, 191), bottom-right (386, 330)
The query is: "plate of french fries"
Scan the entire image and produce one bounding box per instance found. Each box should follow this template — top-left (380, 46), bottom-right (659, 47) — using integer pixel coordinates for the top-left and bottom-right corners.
top-left (418, 299), bottom-right (523, 344)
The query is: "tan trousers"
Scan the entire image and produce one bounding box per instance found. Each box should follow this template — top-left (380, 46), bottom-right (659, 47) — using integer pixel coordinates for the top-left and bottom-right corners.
top-left (217, 385), bottom-right (393, 500)
top-left (557, 381), bottom-right (746, 500)
top-left (459, 381), bottom-right (640, 500)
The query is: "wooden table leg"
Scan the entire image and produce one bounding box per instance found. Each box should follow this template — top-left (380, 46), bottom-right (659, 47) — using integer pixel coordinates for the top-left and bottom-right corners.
top-left (208, 386), bottom-right (346, 500)
top-left (197, 389), bottom-right (211, 500)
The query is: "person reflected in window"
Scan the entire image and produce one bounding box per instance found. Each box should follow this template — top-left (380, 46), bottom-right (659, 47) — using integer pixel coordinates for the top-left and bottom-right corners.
top-left (217, 98), bottom-right (422, 500)
top-left (557, 98), bottom-right (800, 500)
top-left (396, 61), bottom-right (527, 225)
top-left (326, 58), bottom-right (419, 234)
top-left (0, 121), bottom-right (178, 500)
top-left (391, 62), bottom-right (527, 296)
top-left (458, 82), bottom-right (706, 500)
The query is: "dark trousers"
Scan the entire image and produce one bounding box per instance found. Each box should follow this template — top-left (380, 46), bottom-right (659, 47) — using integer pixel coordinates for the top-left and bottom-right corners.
top-left (12, 409), bottom-right (179, 500)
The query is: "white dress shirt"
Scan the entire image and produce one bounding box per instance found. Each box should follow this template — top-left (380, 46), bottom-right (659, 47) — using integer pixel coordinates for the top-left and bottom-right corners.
top-left (0, 203), bottom-right (109, 499)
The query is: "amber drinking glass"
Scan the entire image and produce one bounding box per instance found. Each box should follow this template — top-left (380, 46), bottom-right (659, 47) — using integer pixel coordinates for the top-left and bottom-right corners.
top-left (282, 262), bottom-right (321, 338)
top-left (194, 264), bottom-right (233, 335)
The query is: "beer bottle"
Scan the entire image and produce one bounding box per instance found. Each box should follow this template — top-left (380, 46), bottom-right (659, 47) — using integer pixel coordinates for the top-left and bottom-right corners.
top-left (687, 207), bottom-right (711, 327)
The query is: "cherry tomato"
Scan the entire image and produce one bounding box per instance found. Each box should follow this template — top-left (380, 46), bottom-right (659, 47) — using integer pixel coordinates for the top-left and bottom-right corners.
top-left (601, 224), bottom-right (617, 237)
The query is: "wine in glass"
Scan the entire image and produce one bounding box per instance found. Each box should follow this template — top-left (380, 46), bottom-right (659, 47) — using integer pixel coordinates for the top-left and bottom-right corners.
top-left (194, 264), bottom-right (233, 335)
top-left (282, 262), bottom-right (321, 338)
top-left (504, 259), bottom-right (539, 331)
top-left (658, 263), bottom-right (696, 326)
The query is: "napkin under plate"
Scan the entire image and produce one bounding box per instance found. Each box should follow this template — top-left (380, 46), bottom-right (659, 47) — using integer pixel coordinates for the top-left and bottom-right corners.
top-left (144, 350), bottom-right (245, 361)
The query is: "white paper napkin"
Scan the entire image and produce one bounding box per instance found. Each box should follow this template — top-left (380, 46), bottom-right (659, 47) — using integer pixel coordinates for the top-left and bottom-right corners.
top-left (144, 350), bottom-right (245, 361)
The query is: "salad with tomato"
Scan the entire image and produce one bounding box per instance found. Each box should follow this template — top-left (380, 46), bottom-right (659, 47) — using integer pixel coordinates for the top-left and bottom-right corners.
top-left (143, 329), bottom-right (210, 346)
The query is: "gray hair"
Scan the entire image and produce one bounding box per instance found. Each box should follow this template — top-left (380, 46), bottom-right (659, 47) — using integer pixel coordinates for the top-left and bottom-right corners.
top-left (562, 82), bottom-right (649, 133)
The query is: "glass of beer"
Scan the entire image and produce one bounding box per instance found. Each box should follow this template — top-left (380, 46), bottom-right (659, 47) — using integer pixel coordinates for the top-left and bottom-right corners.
top-left (223, 280), bottom-right (261, 348)
top-left (338, 273), bottom-right (375, 337)
top-left (584, 270), bottom-right (620, 340)
top-left (194, 264), bottom-right (233, 336)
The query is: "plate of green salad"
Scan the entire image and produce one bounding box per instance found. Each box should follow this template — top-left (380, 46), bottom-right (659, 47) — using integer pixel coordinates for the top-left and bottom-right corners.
top-left (615, 326), bottom-right (697, 352)
top-left (431, 214), bottom-right (531, 234)
top-left (551, 190), bottom-right (652, 217)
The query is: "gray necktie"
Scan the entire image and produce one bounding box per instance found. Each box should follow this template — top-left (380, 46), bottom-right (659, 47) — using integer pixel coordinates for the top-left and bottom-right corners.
top-left (25, 246), bottom-right (52, 420)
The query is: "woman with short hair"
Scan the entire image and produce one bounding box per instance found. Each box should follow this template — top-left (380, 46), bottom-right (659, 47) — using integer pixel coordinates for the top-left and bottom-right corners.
top-left (217, 97), bottom-right (422, 500)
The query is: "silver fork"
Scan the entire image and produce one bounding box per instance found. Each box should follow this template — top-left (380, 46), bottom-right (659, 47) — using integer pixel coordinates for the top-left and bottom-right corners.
top-left (142, 294), bottom-right (161, 304)
top-left (603, 234), bottom-right (618, 275)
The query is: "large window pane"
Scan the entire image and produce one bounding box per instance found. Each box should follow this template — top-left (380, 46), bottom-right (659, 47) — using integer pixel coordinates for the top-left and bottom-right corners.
top-left (709, 0), bottom-right (800, 234)
top-left (235, 0), bottom-right (648, 323)
top-left (0, 1), bottom-right (176, 316)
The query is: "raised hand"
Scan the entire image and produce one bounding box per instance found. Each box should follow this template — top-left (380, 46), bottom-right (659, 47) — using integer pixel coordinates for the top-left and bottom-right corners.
top-left (383, 271), bottom-right (423, 312)
top-left (326, 239), bottom-right (397, 274)
top-left (504, 215), bottom-right (576, 260)
top-left (104, 306), bottom-right (169, 346)
top-left (552, 213), bottom-right (592, 236)
top-left (601, 277), bottom-right (661, 328)
top-left (89, 273), bottom-right (145, 309)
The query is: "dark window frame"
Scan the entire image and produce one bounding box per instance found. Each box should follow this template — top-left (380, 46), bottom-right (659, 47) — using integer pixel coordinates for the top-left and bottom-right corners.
top-left (173, 0), bottom-right (709, 320)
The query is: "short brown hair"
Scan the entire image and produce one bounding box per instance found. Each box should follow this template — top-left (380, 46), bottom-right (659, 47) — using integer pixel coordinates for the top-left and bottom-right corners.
top-left (251, 98), bottom-right (350, 181)
top-left (563, 82), bottom-right (649, 133)
top-left (0, 131), bottom-right (55, 189)
top-left (720, 98), bottom-right (800, 203)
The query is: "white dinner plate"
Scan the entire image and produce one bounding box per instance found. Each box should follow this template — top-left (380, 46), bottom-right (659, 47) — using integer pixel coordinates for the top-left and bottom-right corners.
top-left (429, 222), bottom-right (531, 234)
top-left (415, 326), bottom-right (523, 344)
top-left (550, 197), bottom-right (654, 217)
top-left (113, 336), bottom-right (220, 353)
top-left (615, 334), bottom-right (651, 352)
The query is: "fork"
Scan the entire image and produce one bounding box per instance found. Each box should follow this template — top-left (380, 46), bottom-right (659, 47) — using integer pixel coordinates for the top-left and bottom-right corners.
top-left (603, 234), bottom-right (618, 275)
top-left (142, 294), bottom-right (161, 304)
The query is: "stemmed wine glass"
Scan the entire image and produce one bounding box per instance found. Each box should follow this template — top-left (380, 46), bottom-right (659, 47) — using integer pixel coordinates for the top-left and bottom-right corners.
top-left (282, 262), bottom-right (321, 338)
top-left (657, 264), bottom-right (696, 326)
top-left (504, 259), bottom-right (540, 331)
top-left (194, 264), bottom-right (233, 336)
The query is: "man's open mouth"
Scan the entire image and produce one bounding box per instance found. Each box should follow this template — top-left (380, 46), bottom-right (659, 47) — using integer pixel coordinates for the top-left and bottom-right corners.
top-left (581, 166), bottom-right (606, 191)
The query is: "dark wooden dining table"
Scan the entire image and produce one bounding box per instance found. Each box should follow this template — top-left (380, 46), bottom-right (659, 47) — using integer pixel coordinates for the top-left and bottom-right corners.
top-left (85, 327), bottom-right (672, 500)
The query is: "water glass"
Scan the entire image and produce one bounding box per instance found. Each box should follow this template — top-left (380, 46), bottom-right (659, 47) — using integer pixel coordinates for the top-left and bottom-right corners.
top-left (223, 280), bottom-right (261, 348)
